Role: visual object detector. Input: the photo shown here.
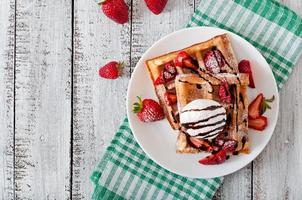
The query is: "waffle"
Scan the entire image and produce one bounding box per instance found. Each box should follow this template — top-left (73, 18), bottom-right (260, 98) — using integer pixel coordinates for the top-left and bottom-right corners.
top-left (175, 73), bottom-right (250, 153)
top-left (145, 34), bottom-right (238, 130)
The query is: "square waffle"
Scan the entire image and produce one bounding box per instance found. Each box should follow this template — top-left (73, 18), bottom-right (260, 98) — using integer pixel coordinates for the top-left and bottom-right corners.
top-left (145, 34), bottom-right (239, 130)
top-left (175, 73), bottom-right (250, 154)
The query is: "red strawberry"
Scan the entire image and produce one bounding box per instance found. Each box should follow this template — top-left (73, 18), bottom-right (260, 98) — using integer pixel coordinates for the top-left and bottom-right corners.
top-left (218, 80), bottom-right (232, 104)
top-left (248, 93), bottom-right (275, 119)
top-left (100, 0), bottom-right (129, 24)
top-left (174, 51), bottom-right (198, 70)
top-left (248, 93), bottom-right (264, 119)
top-left (248, 116), bottom-right (267, 131)
top-left (239, 60), bottom-right (255, 88)
top-left (164, 63), bottom-right (176, 74)
top-left (222, 140), bottom-right (237, 152)
top-left (132, 96), bottom-right (164, 122)
top-left (99, 61), bottom-right (123, 79)
top-left (203, 49), bottom-right (225, 74)
top-left (175, 51), bottom-right (190, 67)
top-left (190, 137), bottom-right (213, 152)
top-left (199, 150), bottom-right (227, 165)
top-left (164, 92), bottom-right (177, 105)
top-left (144, 0), bottom-right (168, 15)
top-left (154, 63), bottom-right (176, 85)
top-left (154, 73), bottom-right (165, 85)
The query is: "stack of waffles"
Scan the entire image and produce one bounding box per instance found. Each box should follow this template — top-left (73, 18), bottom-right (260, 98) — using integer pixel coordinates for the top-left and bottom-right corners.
top-left (146, 34), bottom-right (250, 156)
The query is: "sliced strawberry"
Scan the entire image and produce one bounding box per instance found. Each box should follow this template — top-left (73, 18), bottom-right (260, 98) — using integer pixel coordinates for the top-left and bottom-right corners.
top-left (239, 60), bottom-right (255, 88)
top-left (164, 92), bottom-right (177, 105)
top-left (218, 80), bottom-right (232, 104)
top-left (164, 63), bottom-right (176, 74)
top-left (154, 63), bottom-right (177, 85)
top-left (222, 140), bottom-right (237, 152)
top-left (174, 51), bottom-right (190, 67)
top-left (248, 93), bottom-right (264, 119)
top-left (248, 116), bottom-right (267, 131)
top-left (154, 73), bottom-right (165, 85)
top-left (214, 138), bottom-right (225, 147)
top-left (190, 137), bottom-right (213, 152)
top-left (203, 49), bottom-right (225, 74)
top-left (174, 51), bottom-right (198, 70)
top-left (183, 58), bottom-right (198, 69)
top-left (199, 150), bottom-right (227, 165)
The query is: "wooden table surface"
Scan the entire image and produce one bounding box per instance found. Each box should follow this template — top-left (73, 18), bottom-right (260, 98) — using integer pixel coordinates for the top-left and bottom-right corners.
top-left (0, 0), bottom-right (301, 199)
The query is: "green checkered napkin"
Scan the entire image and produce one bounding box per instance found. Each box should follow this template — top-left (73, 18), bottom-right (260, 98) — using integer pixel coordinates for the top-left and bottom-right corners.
top-left (91, 1), bottom-right (302, 199)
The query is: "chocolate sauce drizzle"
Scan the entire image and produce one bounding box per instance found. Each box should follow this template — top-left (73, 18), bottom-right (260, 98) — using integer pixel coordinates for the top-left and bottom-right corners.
top-left (178, 80), bottom-right (193, 85)
top-left (211, 47), bottom-right (233, 71)
top-left (183, 119), bottom-right (226, 130)
top-left (181, 112), bottom-right (226, 127)
top-left (181, 105), bottom-right (222, 114)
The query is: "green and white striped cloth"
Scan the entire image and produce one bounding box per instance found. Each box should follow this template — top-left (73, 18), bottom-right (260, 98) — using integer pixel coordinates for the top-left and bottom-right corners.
top-left (91, 0), bottom-right (302, 199)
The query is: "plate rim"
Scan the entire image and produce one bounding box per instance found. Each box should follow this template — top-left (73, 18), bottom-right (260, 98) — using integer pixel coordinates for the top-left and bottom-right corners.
top-left (126, 26), bottom-right (279, 178)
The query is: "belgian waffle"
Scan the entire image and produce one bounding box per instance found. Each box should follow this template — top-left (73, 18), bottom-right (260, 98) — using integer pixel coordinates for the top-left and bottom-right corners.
top-left (175, 73), bottom-right (249, 154)
top-left (145, 34), bottom-right (239, 130)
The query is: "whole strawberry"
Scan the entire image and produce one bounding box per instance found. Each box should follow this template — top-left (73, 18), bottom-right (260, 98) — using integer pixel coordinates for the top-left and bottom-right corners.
top-left (133, 96), bottom-right (164, 122)
top-left (144, 0), bottom-right (168, 15)
top-left (100, 0), bottom-right (129, 24)
top-left (99, 61), bottom-right (123, 79)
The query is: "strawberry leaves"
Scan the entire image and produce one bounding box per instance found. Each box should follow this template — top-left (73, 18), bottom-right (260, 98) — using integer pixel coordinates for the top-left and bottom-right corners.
top-left (260, 95), bottom-right (275, 115)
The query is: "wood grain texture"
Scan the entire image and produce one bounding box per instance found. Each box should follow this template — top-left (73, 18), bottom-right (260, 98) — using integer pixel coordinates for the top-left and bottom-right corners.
top-left (0, 0), bottom-right (300, 199)
top-left (14, 0), bottom-right (72, 199)
top-left (0, 0), bottom-right (15, 199)
top-left (72, 0), bottom-right (131, 199)
top-left (253, 2), bottom-right (302, 199)
top-left (131, 0), bottom-right (194, 73)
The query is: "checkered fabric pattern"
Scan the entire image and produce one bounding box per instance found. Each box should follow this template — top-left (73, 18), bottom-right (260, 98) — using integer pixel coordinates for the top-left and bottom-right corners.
top-left (91, 0), bottom-right (302, 199)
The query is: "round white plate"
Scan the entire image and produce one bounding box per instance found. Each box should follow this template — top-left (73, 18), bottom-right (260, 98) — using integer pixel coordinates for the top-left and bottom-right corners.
top-left (126, 27), bottom-right (279, 178)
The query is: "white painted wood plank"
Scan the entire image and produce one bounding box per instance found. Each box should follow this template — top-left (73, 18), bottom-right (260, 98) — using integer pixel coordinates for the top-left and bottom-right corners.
top-left (14, 0), bottom-right (72, 199)
top-left (253, 1), bottom-right (302, 200)
top-left (0, 0), bottom-right (15, 199)
top-left (72, 1), bottom-right (131, 199)
top-left (252, 2), bottom-right (302, 199)
top-left (214, 165), bottom-right (252, 200)
top-left (131, 0), bottom-right (194, 73)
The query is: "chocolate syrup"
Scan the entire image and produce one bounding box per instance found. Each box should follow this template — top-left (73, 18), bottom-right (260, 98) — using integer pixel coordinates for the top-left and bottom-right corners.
top-left (211, 47), bottom-right (233, 71)
top-left (181, 105), bottom-right (223, 114)
top-left (178, 80), bottom-right (193, 85)
top-left (181, 112), bottom-right (226, 127)
top-left (183, 119), bottom-right (226, 130)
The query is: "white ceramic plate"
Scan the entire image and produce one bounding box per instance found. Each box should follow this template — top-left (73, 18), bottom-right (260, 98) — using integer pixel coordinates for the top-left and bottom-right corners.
top-left (126, 27), bottom-right (279, 178)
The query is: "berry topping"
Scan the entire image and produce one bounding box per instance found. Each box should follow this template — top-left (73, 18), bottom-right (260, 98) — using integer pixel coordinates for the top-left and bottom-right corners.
top-left (164, 63), bottom-right (176, 74)
top-left (222, 140), bottom-right (238, 152)
top-left (132, 96), bottom-right (164, 122)
top-left (248, 116), bottom-right (268, 131)
top-left (174, 51), bottom-right (198, 69)
top-left (144, 0), bottom-right (168, 15)
top-left (203, 49), bottom-right (225, 74)
top-left (100, 0), bottom-right (129, 24)
top-left (190, 137), bottom-right (213, 152)
top-left (154, 73), bottom-right (165, 85)
top-left (199, 149), bottom-right (227, 165)
top-left (154, 63), bottom-right (177, 85)
top-left (164, 92), bottom-right (177, 105)
top-left (99, 61), bottom-right (123, 79)
top-left (239, 60), bottom-right (255, 88)
top-left (218, 80), bottom-right (232, 104)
